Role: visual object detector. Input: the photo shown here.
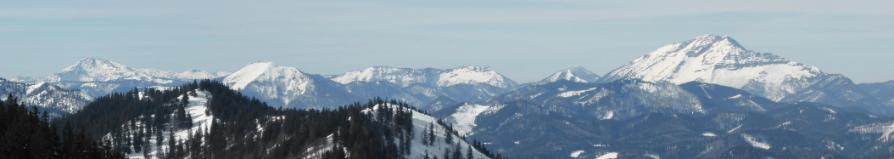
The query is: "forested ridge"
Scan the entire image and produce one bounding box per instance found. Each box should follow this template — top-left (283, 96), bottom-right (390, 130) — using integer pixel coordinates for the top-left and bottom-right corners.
top-left (0, 95), bottom-right (123, 159)
top-left (53, 80), bottom-right (502, 159)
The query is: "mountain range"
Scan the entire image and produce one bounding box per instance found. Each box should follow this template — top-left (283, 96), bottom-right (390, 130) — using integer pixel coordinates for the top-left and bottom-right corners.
top-left (5, 34), bottom-right (894, 158)
top-left (5, 57), bottom-right (522, 114)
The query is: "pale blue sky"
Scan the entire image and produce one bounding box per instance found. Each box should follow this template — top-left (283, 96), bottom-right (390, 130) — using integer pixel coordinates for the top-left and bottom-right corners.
top-left (1, 0), bottom-right (892, 83)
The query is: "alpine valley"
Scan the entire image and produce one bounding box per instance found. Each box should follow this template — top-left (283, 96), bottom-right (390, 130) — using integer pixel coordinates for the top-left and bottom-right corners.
top-left (4, 35), bottom-right (894, 159)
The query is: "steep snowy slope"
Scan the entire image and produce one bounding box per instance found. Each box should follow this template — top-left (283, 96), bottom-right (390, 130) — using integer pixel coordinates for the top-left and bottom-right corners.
top-left (223, 62), bottom-right (356, 108)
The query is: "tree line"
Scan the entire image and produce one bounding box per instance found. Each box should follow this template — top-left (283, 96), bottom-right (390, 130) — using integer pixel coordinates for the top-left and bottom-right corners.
top-left (0, 95), bottom-right (123, 159)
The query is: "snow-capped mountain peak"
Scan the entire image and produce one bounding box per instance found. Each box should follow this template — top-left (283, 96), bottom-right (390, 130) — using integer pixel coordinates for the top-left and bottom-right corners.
top-left (223, 62), bottom-right (278, 90)
top-left (220, 62), bottom-right (352, 108)
top-left (49, 58), bottom-right (228, 83)
top-left (603, 35), bottom-right (826, 101)
top-left (51, 58), bottom-right (142, 82)
top-left (332, 66), bottom-right (435, 86)
top-left (437, 65), bottom-right (516, 88)
top-left (64, 58), bottom-right (132, 72)
top-left (677, 34), bottom-right (744, 53)
top-left (540, 66), bottom-right (600, 83)
top-left (223, 62), bottom-right (311, 92)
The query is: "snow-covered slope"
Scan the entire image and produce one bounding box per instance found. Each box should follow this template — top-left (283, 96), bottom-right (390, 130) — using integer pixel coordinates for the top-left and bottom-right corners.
top-left (104, 90), bottom-right (214, 159)
top-left (538, 66), bottom-right (601, 84)
top-left (363, 103), bottom-right (494, 159)
top-left (602, 35), bottom-right (824, 101)
top-left (223, 62), bottom-right (356, 108)
top-left (444, 103), bottom-right (504, 136)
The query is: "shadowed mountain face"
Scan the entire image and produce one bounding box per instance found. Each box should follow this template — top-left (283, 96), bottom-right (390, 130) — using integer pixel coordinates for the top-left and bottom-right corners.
top-left (859, 80), bottom-right (894, 106)
top-left (459, 80), bottom-right (894, 158)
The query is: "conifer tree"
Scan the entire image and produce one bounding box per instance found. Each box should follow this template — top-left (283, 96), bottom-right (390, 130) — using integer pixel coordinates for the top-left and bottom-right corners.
top-left (428, 123), bottom-right (436, 145)
top-left (467, 145), bottom-right (474, 159)
top-left (453, 143), bottom-right (462, 159)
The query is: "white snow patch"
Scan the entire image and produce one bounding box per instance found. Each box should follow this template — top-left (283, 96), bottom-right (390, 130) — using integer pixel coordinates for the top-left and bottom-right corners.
top-left (601, 111), bottom-right (614, 120)
top-left (558, 87), bottom-right (597, 98)
top-left (728, 94), bottom-right (743, 100)
top-left (570, 150), bottom-right (585, 158)
top-left (776, 121), bottom-right (792, 129)
top-left (702, 132), bottom-right (717, 137)
top-left (595, 152), bottom-right (619, 159)
top-left (727, 124), bottom-right (742, 134)
top-left (821, 107), bottom-right (837, 114)
top-left (302, 134), bottom-right (336, 159)
top-left (741, 134), bottom-right (771, 150)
